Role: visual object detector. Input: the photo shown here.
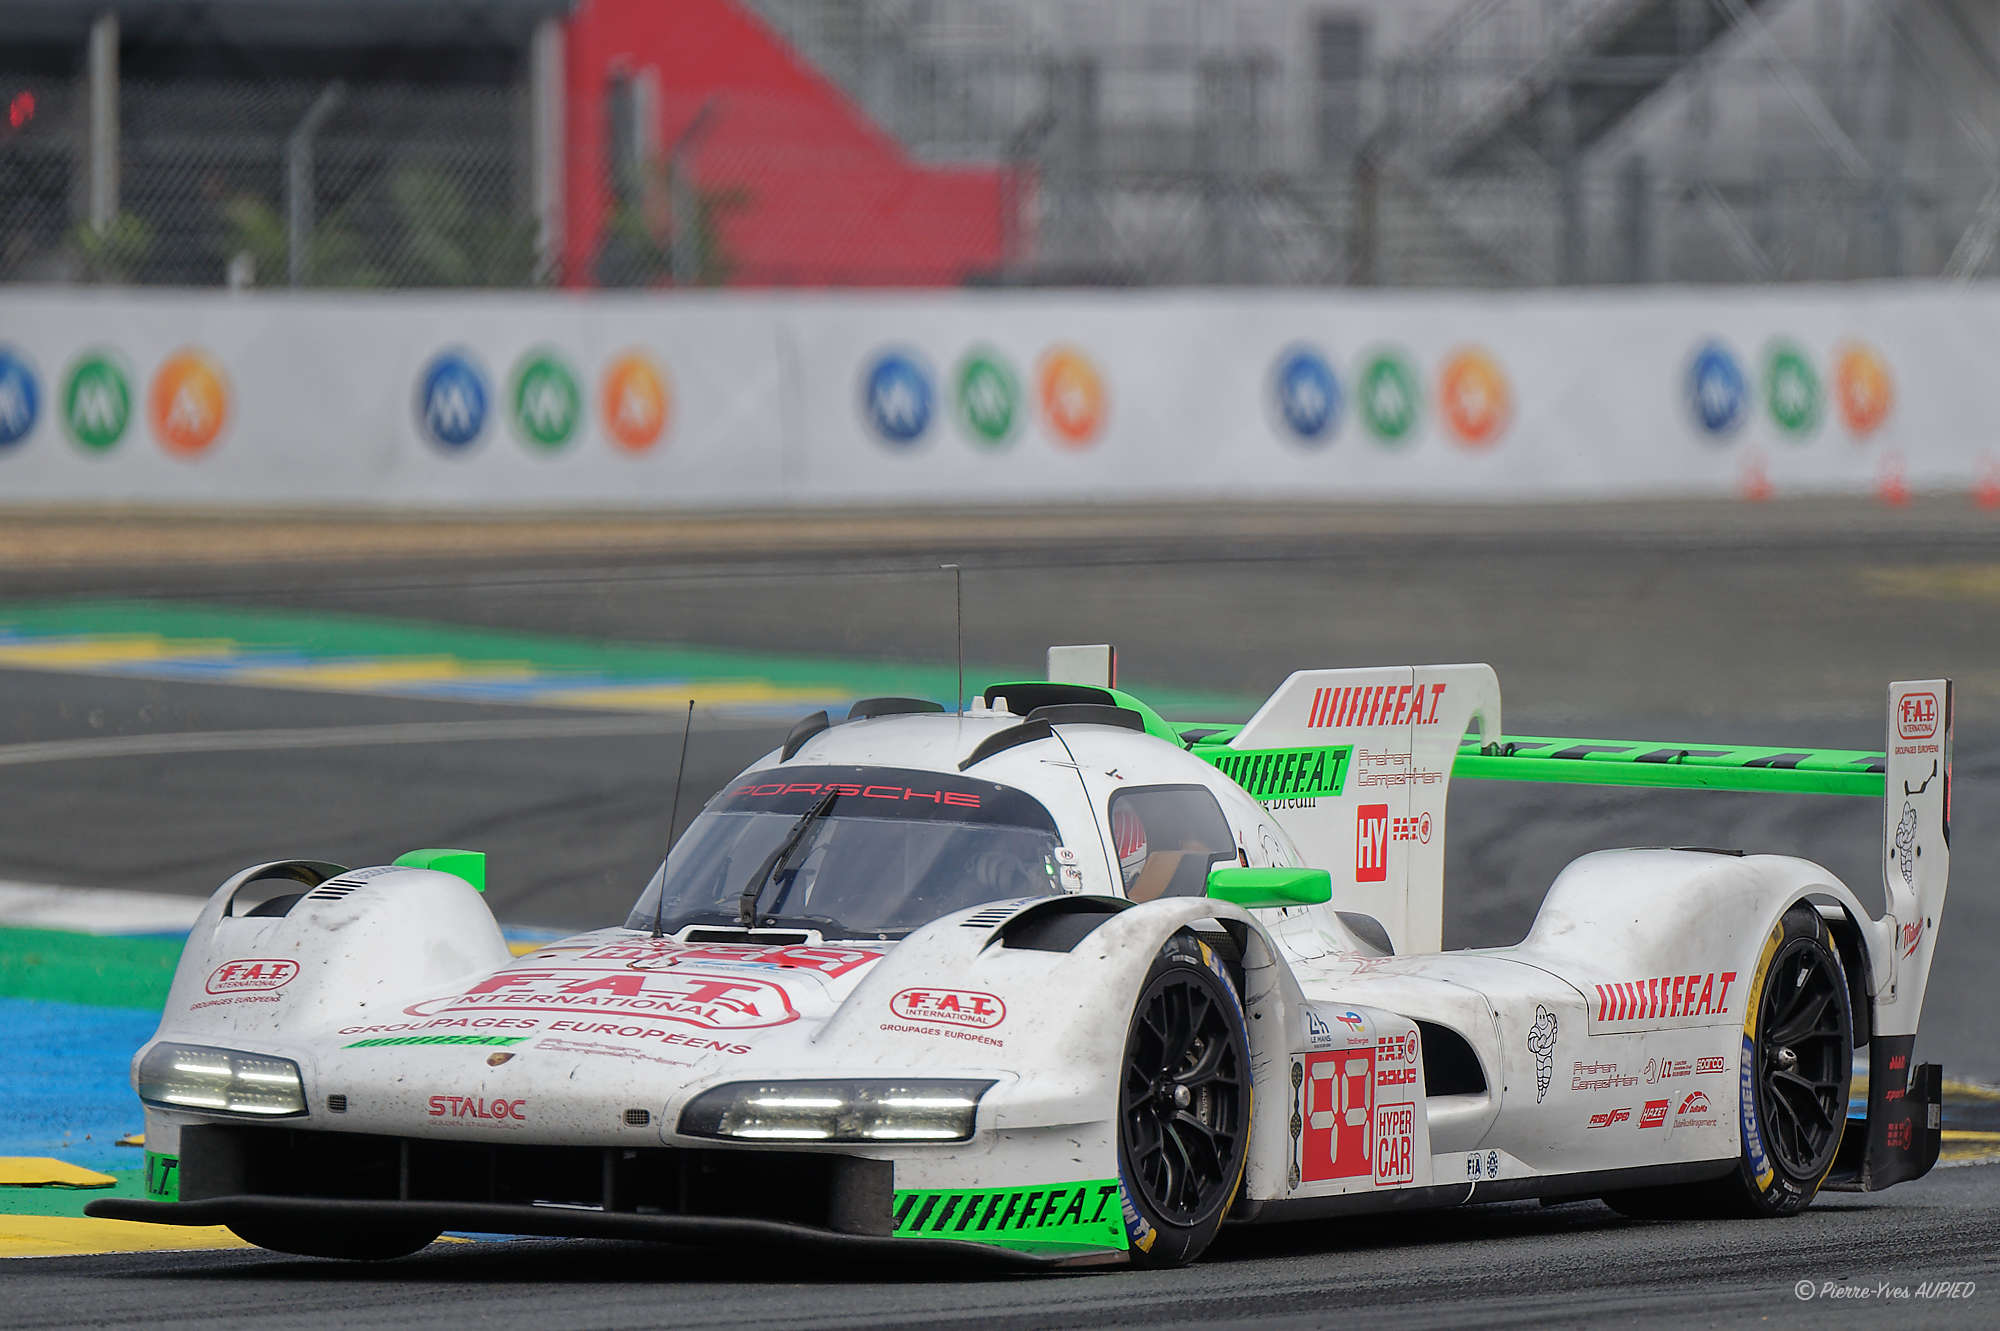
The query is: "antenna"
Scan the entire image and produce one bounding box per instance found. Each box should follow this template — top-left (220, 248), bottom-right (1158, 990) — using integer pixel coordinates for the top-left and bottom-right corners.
top-left (651, 699), bottom-right (697, 939)
top-left (941, 563), bottom-right (962, 714)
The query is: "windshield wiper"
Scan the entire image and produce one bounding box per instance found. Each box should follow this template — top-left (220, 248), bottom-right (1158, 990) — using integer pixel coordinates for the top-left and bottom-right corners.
top-left (736, 787), bottom-right (840, 927)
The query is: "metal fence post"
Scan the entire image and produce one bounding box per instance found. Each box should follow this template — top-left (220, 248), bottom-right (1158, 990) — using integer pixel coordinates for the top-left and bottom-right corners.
top-left (86, 12), bottom-right (118, 232)
top-left (286, 82), bottom-right (345, 288)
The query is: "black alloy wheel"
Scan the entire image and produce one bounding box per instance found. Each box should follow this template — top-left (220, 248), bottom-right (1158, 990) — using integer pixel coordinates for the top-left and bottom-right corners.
top-left (1752, 931), bottom-right (1851, 1183)
top-left (1117, 933), bottom-right (1251, 1266)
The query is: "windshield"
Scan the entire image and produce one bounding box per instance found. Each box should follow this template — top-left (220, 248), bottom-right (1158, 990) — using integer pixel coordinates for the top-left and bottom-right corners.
top-left (624, 765), bottom-right (1066, 940)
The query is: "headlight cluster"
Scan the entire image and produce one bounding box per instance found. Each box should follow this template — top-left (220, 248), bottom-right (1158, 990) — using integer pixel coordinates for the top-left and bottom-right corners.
top-left (679, 1079), bottom-right (993, 1143)
top-left (137, 1042), bottom-right (306, 1117)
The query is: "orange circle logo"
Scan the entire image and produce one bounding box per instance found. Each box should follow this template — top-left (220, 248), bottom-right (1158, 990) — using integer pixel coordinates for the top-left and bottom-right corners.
top-left (1834, 342), bottom-right (1893, 437)
top-left (1437, 348), bottom-right (1510, 448)
top-left (1036, 346), bottom-right (1106, 448)
top-left (600, 351), bottom-right (670, 453)
top-left (148, 349), bottom-right (229, 456)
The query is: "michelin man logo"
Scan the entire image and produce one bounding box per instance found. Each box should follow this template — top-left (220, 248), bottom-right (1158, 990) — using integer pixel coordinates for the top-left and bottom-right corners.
top-left (1526, 1005), bottom-right (1558, 1103)
top-left (1894, 802), bottom-right (1918, 888)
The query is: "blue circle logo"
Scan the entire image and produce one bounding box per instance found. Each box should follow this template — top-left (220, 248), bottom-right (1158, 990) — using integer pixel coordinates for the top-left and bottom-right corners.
top-left (1687, 341), bottom-right (1746, 439)
top-left (1273, 345), bottom-right (1341, 444)
top-left (417, 350), bottom-right (489, 450)
top-left (0, 346), bottom-right (42, 449)
top-left (861, 350), bottom-right (933, 445)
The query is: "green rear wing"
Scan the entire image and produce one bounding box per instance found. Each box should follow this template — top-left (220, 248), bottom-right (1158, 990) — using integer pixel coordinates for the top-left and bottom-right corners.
top-left (1176, 725), bottom-right (1886, 799)
top-left (1451, 736), bottom-right (1886, 798)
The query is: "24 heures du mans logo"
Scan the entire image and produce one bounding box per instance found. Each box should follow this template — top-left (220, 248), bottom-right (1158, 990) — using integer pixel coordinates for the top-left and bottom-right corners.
top-left (890, 988), bottom-right (1006, 1029)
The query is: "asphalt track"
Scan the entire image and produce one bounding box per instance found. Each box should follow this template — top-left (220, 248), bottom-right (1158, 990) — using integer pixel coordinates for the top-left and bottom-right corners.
top-left (4, 500), bottom-right (1999, 1326)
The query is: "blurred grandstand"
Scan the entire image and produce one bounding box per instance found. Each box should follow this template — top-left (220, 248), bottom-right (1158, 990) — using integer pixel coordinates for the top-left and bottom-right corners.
top-left (2, 0), bottom-right (1996, 288)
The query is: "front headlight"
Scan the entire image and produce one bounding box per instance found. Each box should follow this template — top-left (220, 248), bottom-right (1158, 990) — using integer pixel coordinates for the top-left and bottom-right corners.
top-left (679, 1079), bottom-right (994, 1143)
top-left (137, 1042), bottom-right (306, 1117)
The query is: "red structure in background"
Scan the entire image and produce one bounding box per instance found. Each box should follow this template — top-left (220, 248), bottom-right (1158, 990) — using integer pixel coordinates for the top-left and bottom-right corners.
top-left (563, 0), bottom-right (1017, 287)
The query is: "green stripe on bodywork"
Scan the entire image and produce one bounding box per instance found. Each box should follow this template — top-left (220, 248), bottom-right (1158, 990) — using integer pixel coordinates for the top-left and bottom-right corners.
top-left (1191, 743), bottom-right (1350, 800)
top-left (344, 1034), bottom-right (528, 1049)
top-left (1453, 735), bottom-right (1886, 797)
top-left (892, 1179), bottom-right (1125, 1251)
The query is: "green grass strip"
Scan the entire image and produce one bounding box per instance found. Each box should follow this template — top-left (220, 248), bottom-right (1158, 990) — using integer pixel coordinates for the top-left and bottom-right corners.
top-left (0, 598), bottom-right (1254, 718)
top-left (0, 1169), bottom-right (144, 1217)
top-left (0, 928), bottom-right (184, 1008)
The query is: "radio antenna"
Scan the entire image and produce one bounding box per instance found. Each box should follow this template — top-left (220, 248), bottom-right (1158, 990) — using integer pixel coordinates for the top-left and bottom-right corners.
top-left (651, 699), bottom-right (697, 939)
top-left (941, 563), bottom-right (962, 714)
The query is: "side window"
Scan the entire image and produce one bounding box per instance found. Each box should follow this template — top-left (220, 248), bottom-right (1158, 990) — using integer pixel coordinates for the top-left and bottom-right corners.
top-left (1108, 785), bottom-right (1236, 902)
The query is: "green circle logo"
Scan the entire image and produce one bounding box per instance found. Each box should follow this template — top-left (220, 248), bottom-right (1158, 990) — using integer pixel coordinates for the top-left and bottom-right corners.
top-left (1764, 342), bottom-right (1821, 438)
top-left (62, 351), bottom-right (131, 452)
top-left (510, 350), bottom-right (580, 450)
top-left (1358, 350), bottom-right (1421, 445)
top-left (955, 349), bottom-right (1020, 446)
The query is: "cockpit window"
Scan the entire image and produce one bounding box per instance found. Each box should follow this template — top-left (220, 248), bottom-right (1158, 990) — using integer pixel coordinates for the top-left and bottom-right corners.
top-left (624, 765), bottom-right (1064, 940)
top-left (1108, 784), bottom-right (1236, 902)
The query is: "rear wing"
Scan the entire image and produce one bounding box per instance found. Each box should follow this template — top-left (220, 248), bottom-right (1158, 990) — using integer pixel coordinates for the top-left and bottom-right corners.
top-left (1174, 665), bottom-right (1949, 1024)
top-left (1449, 681), bottom-right (1949, 1037)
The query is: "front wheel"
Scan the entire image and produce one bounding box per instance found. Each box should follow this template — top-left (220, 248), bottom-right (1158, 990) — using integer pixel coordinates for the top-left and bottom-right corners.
top-left (1116, 932), bottom-right (1252, 1268)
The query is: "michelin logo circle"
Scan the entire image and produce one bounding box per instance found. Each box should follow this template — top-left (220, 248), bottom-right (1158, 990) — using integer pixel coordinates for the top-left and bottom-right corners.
top-left (862, 349), bottom-right (934, 445)
top-left (0, 345), bottom-right (41, 449)
top-left (1686, 341), bottom-right (1746, 438)
top-left (1273, 345), bottom-right (1340, 445)
top-left (417, 350), bottom-right (489, 451)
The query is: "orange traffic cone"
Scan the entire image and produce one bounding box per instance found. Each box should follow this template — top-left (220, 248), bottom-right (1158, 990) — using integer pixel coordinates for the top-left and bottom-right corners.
top-left (1876, 451), bottom-right (1910, 507)
top-left (1976, 455), bottom-right (2000, 509)
top-left (1739, 452), bottom-right (1772, 503)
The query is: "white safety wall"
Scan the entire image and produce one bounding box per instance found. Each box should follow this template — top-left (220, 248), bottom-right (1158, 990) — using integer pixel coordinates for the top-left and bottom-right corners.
top-left (0, 283), bottom-right (1993, 508)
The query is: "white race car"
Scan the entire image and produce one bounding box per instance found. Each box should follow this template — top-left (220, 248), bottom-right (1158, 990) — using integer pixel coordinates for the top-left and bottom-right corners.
top-left (94, 649), bottom-right (1951, 1267)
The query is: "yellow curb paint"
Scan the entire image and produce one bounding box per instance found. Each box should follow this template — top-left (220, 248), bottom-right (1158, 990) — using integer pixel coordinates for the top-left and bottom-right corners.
top-left (0, 1159), bottom-right (117, 1188)
top-left (116, 1134), bottom-right (144, 1148)
top-left (0, 1215), bottom-right (251, 1258)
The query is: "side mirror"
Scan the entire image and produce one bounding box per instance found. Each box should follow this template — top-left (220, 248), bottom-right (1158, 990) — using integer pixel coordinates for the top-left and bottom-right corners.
top-left (1205, 866), bottom-right (1332, 909)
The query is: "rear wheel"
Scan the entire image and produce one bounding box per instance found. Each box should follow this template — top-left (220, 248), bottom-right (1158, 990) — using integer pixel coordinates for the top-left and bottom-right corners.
top-left (228, 1220), bottom-right (441, 1260)
top-left (1116, 932), bottom-right (1252, 1267)
top-left (1603, 903), bottom-right (1852, 1220)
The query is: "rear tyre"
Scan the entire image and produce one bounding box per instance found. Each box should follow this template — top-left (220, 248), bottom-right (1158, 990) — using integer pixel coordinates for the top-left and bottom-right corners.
top-left (1603, 903), bottom-right (1852, 1221)
top-left (1116, 932), bottom-right (1252, 1268)
top-left (227, 1220), bottom-right (441, 1260)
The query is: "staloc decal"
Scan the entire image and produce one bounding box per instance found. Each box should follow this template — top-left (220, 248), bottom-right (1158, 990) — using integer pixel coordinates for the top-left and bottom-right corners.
top-left (892, 1180), bottom-right (1125, 1251)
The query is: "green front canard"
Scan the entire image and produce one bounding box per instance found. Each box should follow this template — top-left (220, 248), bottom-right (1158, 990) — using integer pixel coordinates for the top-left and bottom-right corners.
top-left (893, 1179), bottom-right (1125, 1252)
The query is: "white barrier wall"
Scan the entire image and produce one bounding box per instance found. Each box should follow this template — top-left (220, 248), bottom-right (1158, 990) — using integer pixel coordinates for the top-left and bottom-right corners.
top-left (0, 284), bottom-right (1992, 507)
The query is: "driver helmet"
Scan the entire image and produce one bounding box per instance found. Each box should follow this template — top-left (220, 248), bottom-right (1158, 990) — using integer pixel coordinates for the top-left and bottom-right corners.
top-left (1113, 806), bottom-right (1149, 887)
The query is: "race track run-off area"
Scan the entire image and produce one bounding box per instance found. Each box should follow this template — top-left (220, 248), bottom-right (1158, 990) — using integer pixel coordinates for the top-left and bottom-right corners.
top-left (2, 506), bottom-right (1999, 1328)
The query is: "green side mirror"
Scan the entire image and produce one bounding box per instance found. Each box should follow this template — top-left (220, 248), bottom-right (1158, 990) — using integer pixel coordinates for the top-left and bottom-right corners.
top-left (394, 848), bottom-right (486, 893)
top-left (1205, 866), bottom-right (1332, 909)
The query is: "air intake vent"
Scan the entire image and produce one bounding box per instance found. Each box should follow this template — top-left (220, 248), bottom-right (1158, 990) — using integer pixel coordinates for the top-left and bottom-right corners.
top-left (327, 1094), bottom-right (348, 1113)
top-left (959, 899), bottom-right (1038, 929)
top-left (624, 1108), bottom-right (652, 1127)
top-left (306, 882), bottom-right (361, 901)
